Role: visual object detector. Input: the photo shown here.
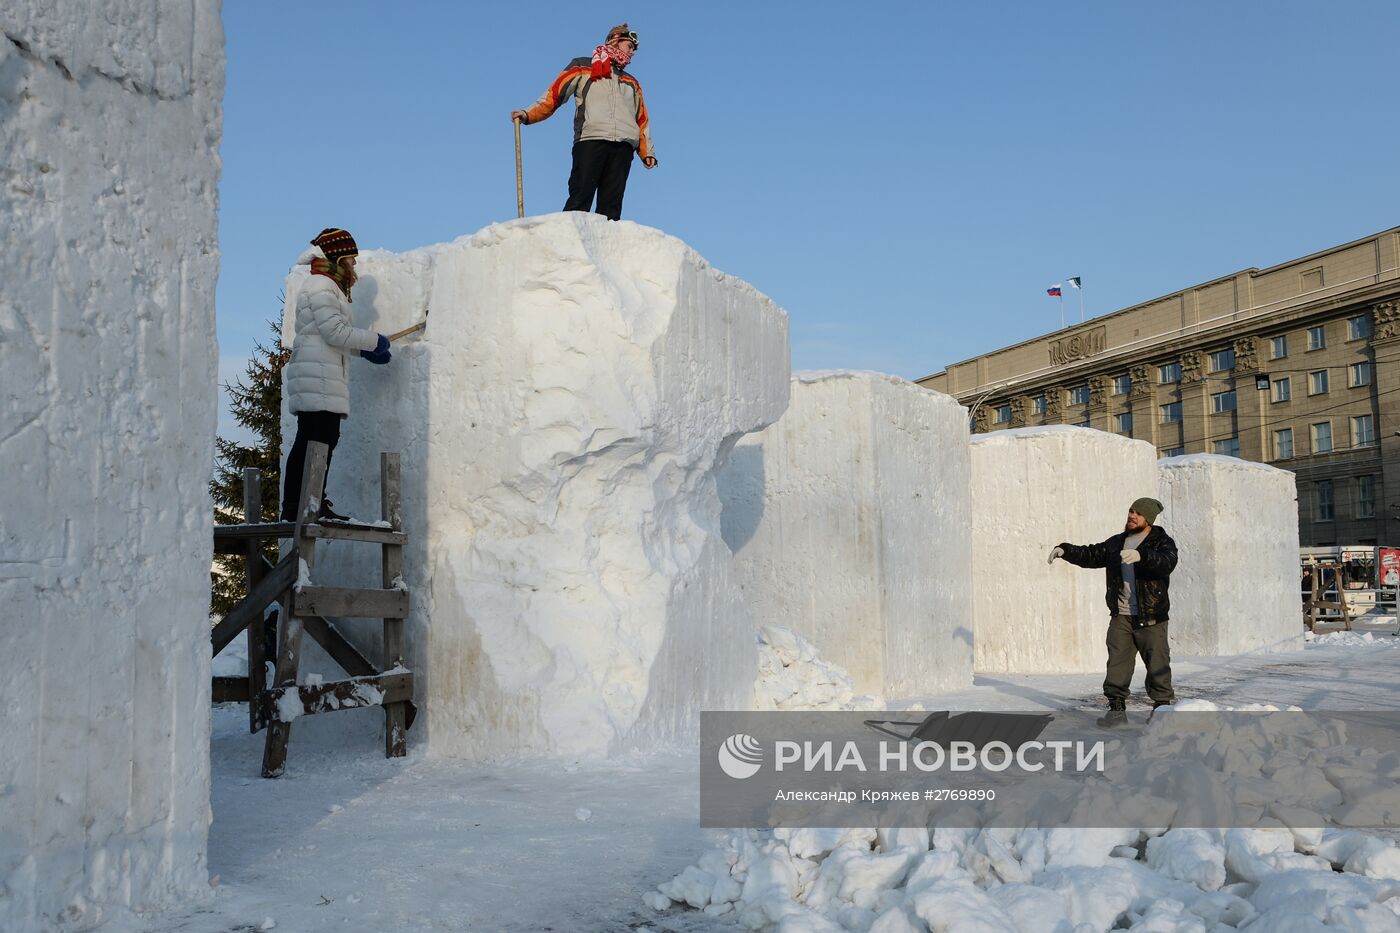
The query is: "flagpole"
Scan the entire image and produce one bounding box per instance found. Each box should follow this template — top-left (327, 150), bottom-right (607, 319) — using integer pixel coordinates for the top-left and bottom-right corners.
top-left (1060, 293), bottom-right (1065, 330)
top-left (1079, 287), bottom-right (1084, 323)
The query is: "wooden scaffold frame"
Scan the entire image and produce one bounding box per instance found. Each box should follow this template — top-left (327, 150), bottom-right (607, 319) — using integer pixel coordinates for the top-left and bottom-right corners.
top-left (210, 442), bottom-right (416, 777)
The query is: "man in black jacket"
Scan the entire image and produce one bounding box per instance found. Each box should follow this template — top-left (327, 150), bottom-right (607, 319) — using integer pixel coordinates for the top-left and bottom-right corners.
top-left (1049, 497), bottom-right (1178, 727)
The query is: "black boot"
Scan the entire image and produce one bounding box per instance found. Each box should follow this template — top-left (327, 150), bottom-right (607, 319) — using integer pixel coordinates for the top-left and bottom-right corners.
top-left (317, 497), bottom-right (350, 523)
top-left (1148, 700), bottom-right (1173, 722)
top-left (1097, 701), bottom-right (1128, 728)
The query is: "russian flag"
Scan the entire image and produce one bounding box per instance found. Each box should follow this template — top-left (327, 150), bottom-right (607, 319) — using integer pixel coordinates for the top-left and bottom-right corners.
top-left (1046, 284), bottom-right (1062, 297)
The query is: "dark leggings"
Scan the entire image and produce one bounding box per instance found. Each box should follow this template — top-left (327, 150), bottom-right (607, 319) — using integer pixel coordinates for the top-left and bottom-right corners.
top-left (281, 411), bottom-right (343, 521)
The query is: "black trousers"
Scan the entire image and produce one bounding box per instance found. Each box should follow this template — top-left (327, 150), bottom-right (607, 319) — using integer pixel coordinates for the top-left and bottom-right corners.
top-left (281, 410), bottom-right (343, 521)
top-left (564, 140), bottom-right (635, 221)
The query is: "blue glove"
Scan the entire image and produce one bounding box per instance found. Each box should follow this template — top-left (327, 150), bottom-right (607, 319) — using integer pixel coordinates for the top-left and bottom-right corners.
top-left (360, 334), bottom-right (391, 364)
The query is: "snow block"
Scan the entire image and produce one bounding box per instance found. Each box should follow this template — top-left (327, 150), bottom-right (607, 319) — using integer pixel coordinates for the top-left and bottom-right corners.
top-left (970, 427), bottom-right (1158, 673)
top-left (1158, 455), bottom-right (1304, 655)
top-left (0, 4), bottom-right (222, 930)
top-left (718, 372), bottom-right (974, 697)
top-left (283, 214), bottom-right (789, 759)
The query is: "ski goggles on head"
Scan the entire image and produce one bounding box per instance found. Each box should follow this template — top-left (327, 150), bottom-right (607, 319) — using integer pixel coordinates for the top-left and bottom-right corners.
top-left (611, 30), bottom-right (639, 47)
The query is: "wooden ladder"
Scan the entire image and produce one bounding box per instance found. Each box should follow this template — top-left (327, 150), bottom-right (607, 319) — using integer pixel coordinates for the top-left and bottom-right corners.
top-left (211, 442), bottom-right (416, 777)
top-left (1304, 560), bottom-right (1352, 633)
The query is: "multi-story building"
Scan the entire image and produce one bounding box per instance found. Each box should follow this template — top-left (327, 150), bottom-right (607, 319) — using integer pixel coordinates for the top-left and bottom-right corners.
top-left (918, 226), bottom-right (1400, 546)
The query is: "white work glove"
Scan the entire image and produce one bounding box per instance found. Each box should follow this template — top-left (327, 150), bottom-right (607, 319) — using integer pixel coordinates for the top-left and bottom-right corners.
top-left (1120, 549), bottom-right (1141, 565)
top-left (1048, 546), bottom-right (1064, 565)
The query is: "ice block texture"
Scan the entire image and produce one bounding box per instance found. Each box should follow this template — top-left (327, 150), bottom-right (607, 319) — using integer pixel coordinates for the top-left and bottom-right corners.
top-left (282, 214), bottom-right (790, 759)
top-left (0, 4), bottom-right (223, 930)
top-left (718, 372), bottom-right (974, 697)
top-left (1158, 455), bottom-right (1303, 656)
top-left (970, 427), bottom-right (1159, 673)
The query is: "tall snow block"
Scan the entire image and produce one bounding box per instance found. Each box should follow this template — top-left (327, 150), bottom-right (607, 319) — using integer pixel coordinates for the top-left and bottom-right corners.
top-left (0, 4), bottom-right (222, 930)
top-left (284, 214), bottom-right (789, 759)
top-left (1158, 455), bottom-right (1303, 655)
top-left (971, 427), bottom-right (1158, 673)
top-left (718, 373), bottom-right (974, 697)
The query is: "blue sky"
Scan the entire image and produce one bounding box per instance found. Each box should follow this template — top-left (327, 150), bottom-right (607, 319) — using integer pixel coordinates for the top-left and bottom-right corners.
top-left (217, 1), bottom-right (1400, 438)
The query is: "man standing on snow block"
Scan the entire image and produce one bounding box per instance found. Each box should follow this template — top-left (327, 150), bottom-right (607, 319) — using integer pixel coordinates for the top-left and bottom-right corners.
top-left (511, 23), bottom-right (658, 221)
top-left (1048, 498), bottom-right (1179, 728)
top-left (281, 228), bottom-right (392, 523)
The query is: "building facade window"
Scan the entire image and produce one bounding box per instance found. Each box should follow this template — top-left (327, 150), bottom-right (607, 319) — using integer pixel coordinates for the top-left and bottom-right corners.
top-left (1211, 390), bottom-right (1237, 413)
top-left (1317, 479), bottom-right (1335, 521)
top-left (1069, 385), bottom-right (1090, 405)
top-left (1352, 414), bottom-right (1376, 448)
top-left (1272, 377), bottom-right (1291, 402)
top-left (1209, 348), bottom-right (1235, 372)
top-left (1309, 370), bottom-right (1329, 395)
top-left (1112, 373), bottom-right (1132, 396)
top-left (1312, 421), bottom-right (1333, 454)
top-left (1160, 401), bottom-right (1182, 423)
top-left (1077, 413), bottom-right (1091, 427)
top-left (1214, 437), bottom-right (1240, 457)
top-left (1158, 362), bottom-right (1181, 384)
top-left (1349, 315), bottom-right (1371, 341)
top-left (1309, 325), bottom-right (1327, 350)
top-left (1163, 446), bottom-right (1185, 457)
top-left (1358, 475), bottom-right (1376, 519)
top-left (1033, 395), bottom-right (1047, 415)
top-left (1349, 362), bottom-right (1372, 387)
top-left (1115, 412), bottom-right (1133, 434)
top-left (1270, 335), bottom-right (1288, 359)
top-left (1274, 428), bottom-right (1294, 460)
top-left (993, 404), bottom-right (1011, 424)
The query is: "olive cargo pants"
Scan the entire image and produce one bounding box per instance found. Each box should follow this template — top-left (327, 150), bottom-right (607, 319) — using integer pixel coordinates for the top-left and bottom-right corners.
top-left (1104, 614), bottom-right (1175, 705)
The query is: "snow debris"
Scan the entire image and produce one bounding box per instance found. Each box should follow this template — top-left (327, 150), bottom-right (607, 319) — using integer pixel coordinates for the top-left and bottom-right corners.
top-left (1307, 630), bottom-right (1400, 648)
top-left (655, 702), bottom-right (1400, 931)
top-left (575, 808), bottom-right (592, 822)
top-left (1146, 829), bottom-right (1225, 890)
top-left (754, 626), bottom-right (886, 711)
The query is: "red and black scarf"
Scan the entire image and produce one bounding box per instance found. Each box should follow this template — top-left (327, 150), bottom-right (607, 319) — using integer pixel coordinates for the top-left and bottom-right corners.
top-left (589, 43), bottom-right (633, 80)
top-left (310, 256), bottom-right (356, 300)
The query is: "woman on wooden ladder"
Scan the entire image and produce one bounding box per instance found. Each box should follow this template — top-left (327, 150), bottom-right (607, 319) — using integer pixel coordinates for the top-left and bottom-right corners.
top-left (280, 227), bottom-right (391, 522)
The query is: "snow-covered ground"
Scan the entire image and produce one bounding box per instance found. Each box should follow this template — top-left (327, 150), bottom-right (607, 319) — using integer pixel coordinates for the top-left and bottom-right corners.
top-left (132, 628), bottom-right (1400, 933)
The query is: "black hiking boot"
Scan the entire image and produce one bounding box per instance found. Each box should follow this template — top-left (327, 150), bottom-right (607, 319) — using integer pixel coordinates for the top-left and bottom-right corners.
top-left (1148, 700), bottom-right (1173, 723)
top-left (317, 497), bottom-right (351, 523)
top-left (1097, 702), bottom-right (1128, 728)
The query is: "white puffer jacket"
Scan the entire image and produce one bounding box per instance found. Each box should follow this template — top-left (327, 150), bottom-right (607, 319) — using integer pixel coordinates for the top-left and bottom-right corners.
top-left (285, 260), bottom-right (380, 416)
